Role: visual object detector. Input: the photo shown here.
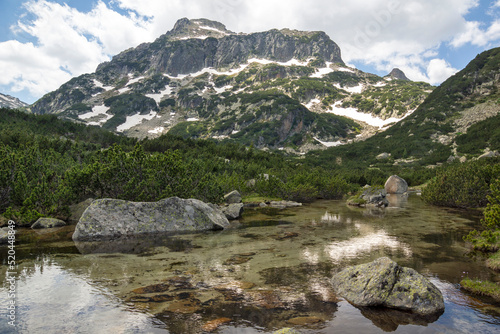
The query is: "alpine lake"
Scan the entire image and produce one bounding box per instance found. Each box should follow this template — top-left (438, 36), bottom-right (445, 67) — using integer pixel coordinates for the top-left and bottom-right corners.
top-left (1, 194), bottom-right (500, 334)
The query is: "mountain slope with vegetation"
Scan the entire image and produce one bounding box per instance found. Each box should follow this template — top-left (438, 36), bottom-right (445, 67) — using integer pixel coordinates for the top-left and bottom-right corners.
top-left (307, 47), bottom-right (500, 168)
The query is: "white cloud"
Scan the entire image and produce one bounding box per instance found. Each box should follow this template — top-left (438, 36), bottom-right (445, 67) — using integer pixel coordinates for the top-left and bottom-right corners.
top-left (426, 59), bottom-right (459, 85)
top-left (3, 0), bottom-right (500, 103)
top-left (4, 0), bottom-right (153, 101)
top-left (451, 20), bottom-right (500, 47)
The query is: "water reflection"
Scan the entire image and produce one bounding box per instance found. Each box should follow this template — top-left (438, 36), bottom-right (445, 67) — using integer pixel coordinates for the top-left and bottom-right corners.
top-left (324, 230), bottom-right (413, 263)
top-left (0, 260), bottom-right (167, 334)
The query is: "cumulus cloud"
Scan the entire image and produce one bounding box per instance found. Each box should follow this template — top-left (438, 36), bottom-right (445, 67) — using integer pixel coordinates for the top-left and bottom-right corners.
top-left (4, 0), bottom-right (153, 101)
top-left (3, 0), bottom-right (500, 103)
top-left (451, 20), bottom-right (500, 47)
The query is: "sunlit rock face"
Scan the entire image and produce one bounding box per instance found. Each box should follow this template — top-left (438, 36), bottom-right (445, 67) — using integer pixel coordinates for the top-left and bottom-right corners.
top-left (384, 175), bottom-right (408, 194)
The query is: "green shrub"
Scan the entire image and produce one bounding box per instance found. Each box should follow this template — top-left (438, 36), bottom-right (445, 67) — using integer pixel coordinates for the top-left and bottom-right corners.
top-left (421, 160), bottom-right (500, 208)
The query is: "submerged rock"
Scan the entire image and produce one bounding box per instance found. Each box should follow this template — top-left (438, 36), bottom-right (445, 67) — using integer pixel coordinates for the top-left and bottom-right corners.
top-left (72, 197), bottom-right (230, 241)
top-left (331, 257), bottom-right (444, 316)
top-left (31, 218), bottom-right (66, 229)
top-left (384, 175), bottom-right (408, 194)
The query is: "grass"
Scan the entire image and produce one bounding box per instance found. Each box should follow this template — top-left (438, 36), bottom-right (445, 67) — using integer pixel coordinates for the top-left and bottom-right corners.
top-left (486, 251), bottom-right (500, 271)
top-left (460, 277), bottom-right (500, 301)
top-left (242, 194), bottom-right (282, 203)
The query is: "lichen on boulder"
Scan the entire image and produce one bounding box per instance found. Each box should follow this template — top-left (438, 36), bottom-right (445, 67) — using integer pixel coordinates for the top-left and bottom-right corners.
top-left (331, 257), bottom-right (444, 316)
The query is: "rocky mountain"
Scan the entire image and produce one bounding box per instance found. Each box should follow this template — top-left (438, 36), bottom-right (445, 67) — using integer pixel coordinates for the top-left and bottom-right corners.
top-left (311, 47), bottom-right (500, 166)
top-left (0, 93), bottom-right (28, 109)
top-left (30, 18), bottom-right (433, 152)
top-left (385, 68), bottom-right (410, 81)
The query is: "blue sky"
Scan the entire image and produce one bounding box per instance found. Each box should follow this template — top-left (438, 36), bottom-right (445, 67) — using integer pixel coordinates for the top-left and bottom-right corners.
top-left (1, 0), bottom-right (499, 104)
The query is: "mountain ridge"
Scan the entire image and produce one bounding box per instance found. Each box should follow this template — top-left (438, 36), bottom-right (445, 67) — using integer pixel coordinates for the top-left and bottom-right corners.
top-left (30, 18), bottom-right (433, 152)
top-left (0, 93), bottom-right (28, 109)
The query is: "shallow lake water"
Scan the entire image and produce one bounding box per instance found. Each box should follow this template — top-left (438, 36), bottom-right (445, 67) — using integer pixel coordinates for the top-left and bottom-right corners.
top-left (1, 194), bottom-right (500, 333)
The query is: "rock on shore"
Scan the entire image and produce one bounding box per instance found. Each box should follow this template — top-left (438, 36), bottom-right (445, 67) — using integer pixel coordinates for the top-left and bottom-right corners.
top-left (331, 257), bottom-right (444, 316)
top-left (72, 197), bottom-right (230, 241)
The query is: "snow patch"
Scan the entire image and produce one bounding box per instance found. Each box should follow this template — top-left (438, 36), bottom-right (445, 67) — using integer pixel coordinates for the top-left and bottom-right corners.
top-left (214, 85), bottom-right (233, 94)
top-left (303, 98), bottom-right (321, 109)
top-left (186, 117), bottom-right (199, 122)
top-left (328, 102), bottom-right (410, 128)
top-left (335, 66), bottom-right (355, 73)
top-left (310, 64), bottom-right (334, 78)
top-left (92, 79), bottom-right (113, 91)
top-left (344, 84), bottom-right (364, 94)
top-left (373, 81), bottom-right (387, 87)
top-left (199, 25), bottom-right (229, 35)
top-left (148, 127), bottom-right (165, 134)
top-left (117, 111), bottom-right (157, 132)
top-left (167, 58), bottom-right (312, 80)
top-left (146, 86), bottom-right (172, 103)
top-left (314, 137), bottom-right (344, 147)
top-left (118, 86), bottom-right (131, 94)
top-left (78, 105), bottom-right (110, 120)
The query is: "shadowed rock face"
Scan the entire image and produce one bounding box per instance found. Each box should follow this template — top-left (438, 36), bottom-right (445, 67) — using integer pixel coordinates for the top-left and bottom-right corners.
top-left (331, 257), bottom-right (445, 316)
top-left (72, 197), bottom-right (229, 241)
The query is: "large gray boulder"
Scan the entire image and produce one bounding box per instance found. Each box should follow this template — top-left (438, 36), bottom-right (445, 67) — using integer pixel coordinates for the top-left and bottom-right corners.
top-left (384, 175), bottom-right (408, 194)
top-left (331, 257), bottom-right (444, 316)
top-left (72, 197), bottom-right (230, 241)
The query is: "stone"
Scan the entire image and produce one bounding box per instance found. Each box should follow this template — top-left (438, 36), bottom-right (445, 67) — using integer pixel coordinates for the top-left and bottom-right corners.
top-left (331, 257), bottom-right (444, 316)
top-left (224, 190), bottom-right (242, 204)
top-left (376, 152), bottom-right (391, 160)
top-left (72, 197), bottom-right (230, 241)
top-left (384, 175), bottom-right (408, 194)
top-left (273, 329), bottom-right (301, 334)
top-left (0, 227), bottom-right (9, 244)
top-left (269, 201), bottom-right (302, 208)
top-left (31, 218), bottom-right (66, 229)
top-left (348, 187), bottom-right (388, 208)
top-left (286, 316), bottom-right (323, 325)
top-left (221, 203), bottom-right (244, 220)
top-left (132, 283), bottom-right (170, 294)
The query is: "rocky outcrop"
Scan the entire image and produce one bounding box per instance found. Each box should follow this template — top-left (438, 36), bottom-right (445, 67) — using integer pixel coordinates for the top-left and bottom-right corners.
top-left (72, 197), bottom-right (230, 241)
top-left (331, 257), bottom-right (444, 316)
top-left (478, 150), bottom-right (500, 159)
top-left (384, 175), bottom-right (408, 194)
top-left (31, 218), bottom-right (66, 229)
top-left (0, 93), bottom-right (28, 109)
top-left (347, 187), bottom-right (388, 208)
top-left (386, 68), bottom-right (410, 81)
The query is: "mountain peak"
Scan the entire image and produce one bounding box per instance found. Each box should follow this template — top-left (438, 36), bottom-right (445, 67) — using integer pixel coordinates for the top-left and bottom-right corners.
top-left (167, 18), bottom-right (234, 40)
top-left (386, 68), bottom-right (410, 81)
